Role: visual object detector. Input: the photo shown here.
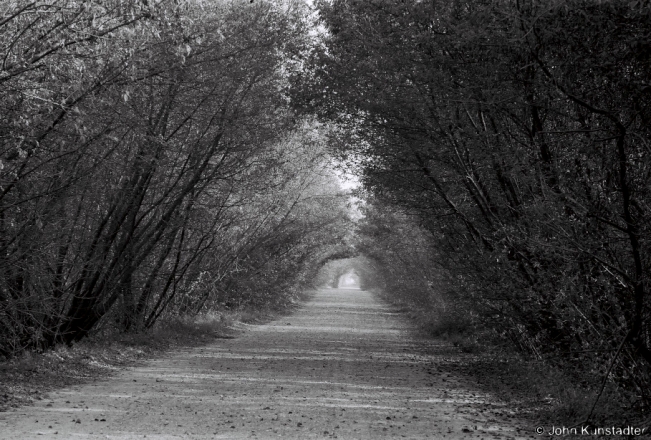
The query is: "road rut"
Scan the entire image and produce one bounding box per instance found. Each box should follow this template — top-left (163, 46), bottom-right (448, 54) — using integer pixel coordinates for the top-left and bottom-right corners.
top-left (0, 288), bottom-right (533, 439)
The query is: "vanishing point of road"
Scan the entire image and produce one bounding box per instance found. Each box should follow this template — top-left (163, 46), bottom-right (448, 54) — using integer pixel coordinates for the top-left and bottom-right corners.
top-left (0, 288), bottom-right (533, 439)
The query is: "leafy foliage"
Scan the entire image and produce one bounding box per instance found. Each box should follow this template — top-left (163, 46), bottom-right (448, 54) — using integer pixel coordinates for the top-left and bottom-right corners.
top-left (295, 0), bottom-right (651, 414)
top-left (0, 0), bottom-right (352, 355)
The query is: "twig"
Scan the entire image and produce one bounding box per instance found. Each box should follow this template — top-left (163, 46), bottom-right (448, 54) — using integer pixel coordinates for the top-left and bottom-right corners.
top-left (581, 329), bottom-right (631, 426)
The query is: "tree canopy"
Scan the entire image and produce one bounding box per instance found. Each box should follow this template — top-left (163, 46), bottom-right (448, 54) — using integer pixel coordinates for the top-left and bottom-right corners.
top-left (294, 0), bottom-right (651, 407)
top-left (0, 0), bottom-right (354, 353)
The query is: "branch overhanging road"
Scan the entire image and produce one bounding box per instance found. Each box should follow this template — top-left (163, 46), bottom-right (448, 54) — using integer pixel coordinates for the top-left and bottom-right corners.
top-left (0, 289), bottom-right (534, 439)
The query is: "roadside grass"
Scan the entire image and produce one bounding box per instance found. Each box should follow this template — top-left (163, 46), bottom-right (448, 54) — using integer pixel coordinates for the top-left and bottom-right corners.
top-left (234, 290), bottom-right (313, 324)
top-left (0, 293), bottom-right (311, 413)
top-left (461, 349), bottom-right (643, 431)
top-left (0, 313), bottom-right (235, 412)
top-left (236, 308), bottom-right (273, 324)
top-left (371, 289), bottom-right (650, 436)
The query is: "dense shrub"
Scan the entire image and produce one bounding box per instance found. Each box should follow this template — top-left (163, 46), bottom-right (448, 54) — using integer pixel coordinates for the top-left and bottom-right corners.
top-left (295, 0), bottom-right (651, 414)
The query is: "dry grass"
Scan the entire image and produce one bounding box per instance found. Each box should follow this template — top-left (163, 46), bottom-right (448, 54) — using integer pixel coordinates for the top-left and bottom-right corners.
top-left (0, 312), bottom-right (238, 412)
top-left (371, 289), bottom-right (650, 434)
top-left (456, 351), bottom-right (651, 435)
top-left (0, 294), bottom-right (310, 414)
top-left (235, 308), bottom-right (270, 324)
top-left (421, 314), bottom-right (650, 431)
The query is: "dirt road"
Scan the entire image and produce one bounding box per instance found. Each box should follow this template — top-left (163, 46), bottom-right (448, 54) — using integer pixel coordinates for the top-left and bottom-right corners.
top-left (0, 288), bottom-right (534, 439)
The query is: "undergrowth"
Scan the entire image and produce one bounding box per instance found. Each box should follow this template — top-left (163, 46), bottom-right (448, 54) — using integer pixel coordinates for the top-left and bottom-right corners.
top-left (371, 288), bottom-right (651, 437)
top-left (0, 295), bottom-right (307, 413)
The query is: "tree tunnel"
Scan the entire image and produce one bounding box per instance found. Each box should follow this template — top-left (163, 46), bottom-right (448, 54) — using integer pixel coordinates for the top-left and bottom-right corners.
top-left (337, 271), bottom-right (360, 289)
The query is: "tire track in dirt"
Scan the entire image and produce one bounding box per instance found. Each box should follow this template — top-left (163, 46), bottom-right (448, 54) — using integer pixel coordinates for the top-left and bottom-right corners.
top-left (0, 288), bottom-right (534, 439)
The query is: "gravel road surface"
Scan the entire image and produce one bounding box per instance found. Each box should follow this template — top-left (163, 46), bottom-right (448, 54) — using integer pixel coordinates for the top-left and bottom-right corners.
top-left (0, 288), bottom-right (534, 439)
